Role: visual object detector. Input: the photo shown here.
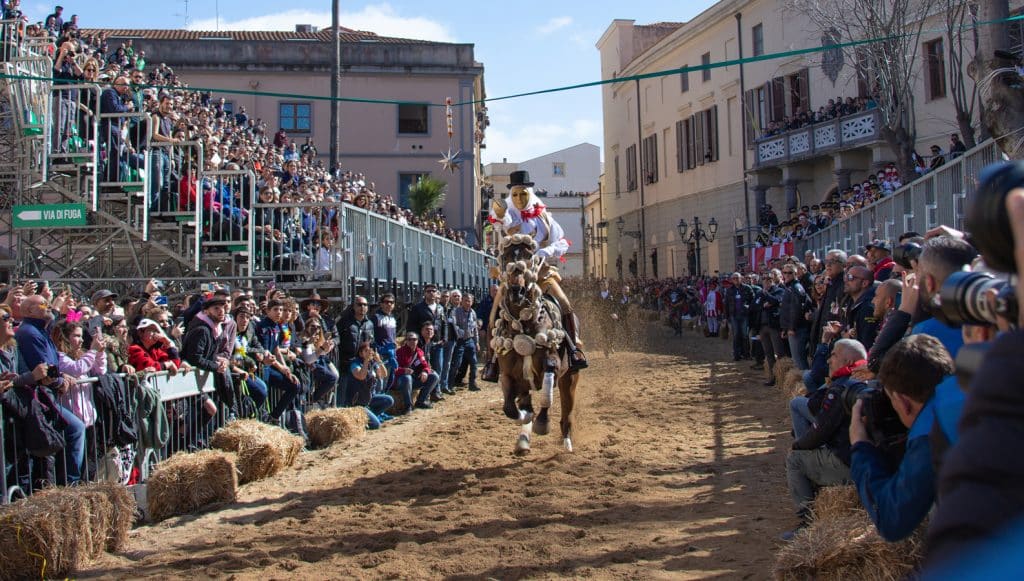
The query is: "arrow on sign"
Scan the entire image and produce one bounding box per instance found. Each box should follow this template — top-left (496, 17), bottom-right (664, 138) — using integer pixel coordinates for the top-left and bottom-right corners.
top-left (17, 210), bottom-right (41, 221)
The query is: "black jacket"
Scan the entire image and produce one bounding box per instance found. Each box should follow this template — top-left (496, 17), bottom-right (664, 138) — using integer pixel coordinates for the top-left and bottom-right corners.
top-left (757, 284), bottom-right (785, 329)
top-left (407, 301), bottom-right (447, 342)
top-left (780, 280), bottom-right (811, 332)
top-left (925, 330), bottom-right (1024, 565)
top-left (867, 310), bottom-right (911, 372)
top-left (336, 311), bottom-right (375, 363)
top-left (181, 318), bottom-right (221, 372)
top-left (792, 374), bottom-right (865, 465)
top-left (723, 284), bottom-right (755, 319)
top-left (811, 278), bottom-right (845, 347)
top-left (844, 285), bottom-right (880, 351)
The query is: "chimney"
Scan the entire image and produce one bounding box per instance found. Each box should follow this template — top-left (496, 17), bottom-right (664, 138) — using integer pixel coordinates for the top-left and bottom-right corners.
top-left (502, 157), bottom-right (507, 163)
top-left (295, 24), bottom-right (318, 33)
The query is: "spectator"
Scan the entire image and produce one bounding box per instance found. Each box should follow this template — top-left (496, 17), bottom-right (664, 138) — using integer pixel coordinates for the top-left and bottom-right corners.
top-left (406, 284), bottom-right (448, 391)
top-left (929, 145), bottom-right (946, 170)
top-left (780, 265), bottom-right (812, 370)
top-left (865, 240), bottom-right (895, 281)
top-left (51, 319), bottom-right (105, 428)
top-left (724, 273), bottom-right (754, 361)
top-left (256, 299), bottom-right (302, 424)
top-left (842, 265), bottom-right (879, 351)
top-left (448, 292), bottom-right (481, 391)
top-left (230, 306), bottom-right (268, 414)
top-left (334, 296), bottom-right (374, 406)
top-left (756, 269), bottom-right (786, 386)
top-left (181, 294), bottom-right (236, 418)
top-left (850, 334), bottom-right (954, 541)
top-left (784, 338), bottom-right (868, 539)
top-left (395, 332), bottom-right (439, 411)
top-left (865, 279), bottom-right (903, 372)
top-left (348, 341), bottom-right (393, 429)
top-left (949, 133), bottom-right (966, 158)
top-left (371, 293), bottom-right (399, 381)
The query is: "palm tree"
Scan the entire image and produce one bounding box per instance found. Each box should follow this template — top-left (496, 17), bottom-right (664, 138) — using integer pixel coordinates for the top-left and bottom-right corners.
top-left (408, 176), bottom-right (447, 219)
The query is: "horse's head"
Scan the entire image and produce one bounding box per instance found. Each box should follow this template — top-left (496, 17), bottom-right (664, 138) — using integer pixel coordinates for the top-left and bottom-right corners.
top-left (498, 233), bottom-right (538, 270)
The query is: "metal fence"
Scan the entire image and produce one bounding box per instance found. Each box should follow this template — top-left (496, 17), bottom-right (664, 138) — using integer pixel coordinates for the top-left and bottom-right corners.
top-left (2, 369), bottom-right (215, 504)
top-left (798, 139), bottom-right (1003, 258)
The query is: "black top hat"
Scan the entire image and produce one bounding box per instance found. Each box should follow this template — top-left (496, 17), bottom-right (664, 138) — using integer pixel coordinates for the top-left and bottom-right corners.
top-left (507, 170), bottom-right (534, 189)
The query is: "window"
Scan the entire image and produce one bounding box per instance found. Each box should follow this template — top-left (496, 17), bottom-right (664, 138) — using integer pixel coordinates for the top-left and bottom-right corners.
top-left (925, 38), bottom-right (947, 100)
top-left (641, 134), bottom-right (658, 184)
top-left (398, 172), bottom-right (430, 207)
top-left (222, 101), bottom-right (235, 115)
top-left (701, 106), bottom-right (719, 163)
top-left (701, 52), bottom-right (711, 82)
top-left (680, 64), bottom-right (689, 93)
top-left (752, 24), bottom-right (764, 57)
top-left (279, 102), bottom-right (311, 133)
top-left (770, 77), bottom-right (786, 122)
top-left (788, 68), bottom-right (810, 114)
top-left (678, 107), bottom-right (719, 169)
top-left (553, 162), bottom-right (566, 177)
top-left (398, 103), bottom-right (429, 134)
top-left (625, 144), bottom-right (638, 192)
top-left (676, 119), bottom-right (690, 172)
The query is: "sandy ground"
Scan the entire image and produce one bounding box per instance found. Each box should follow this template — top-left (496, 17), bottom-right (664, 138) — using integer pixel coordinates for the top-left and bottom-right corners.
top-left (82, 319), bottom-right (795, 580)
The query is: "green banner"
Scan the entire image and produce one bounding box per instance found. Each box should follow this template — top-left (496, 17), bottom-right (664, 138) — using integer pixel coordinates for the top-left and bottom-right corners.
top-left (12, 203), bottom-right (87, 229)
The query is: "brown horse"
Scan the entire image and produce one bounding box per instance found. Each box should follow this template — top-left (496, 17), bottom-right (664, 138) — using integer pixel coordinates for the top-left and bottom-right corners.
top-left (490, 235), bottom-right (579, 454)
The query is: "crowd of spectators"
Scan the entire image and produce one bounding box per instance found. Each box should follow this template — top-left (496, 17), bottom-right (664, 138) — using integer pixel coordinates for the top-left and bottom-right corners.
top-left (604, 179), bottom-right (1024, 573)
top-left (759, 95), bottom-right (877, 139)
top-left (0, 277), bottom-right (496, 495)
top-left (7, 0), bottom-right (472, 267)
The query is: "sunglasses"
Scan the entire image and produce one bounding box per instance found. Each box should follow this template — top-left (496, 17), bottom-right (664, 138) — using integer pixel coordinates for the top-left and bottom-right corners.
top-left (354, 303), bottom-right (368, 307)
top-left (845, 273), bottom-right (869, 281)
top-left (1, 313), bottom-right (11, 322)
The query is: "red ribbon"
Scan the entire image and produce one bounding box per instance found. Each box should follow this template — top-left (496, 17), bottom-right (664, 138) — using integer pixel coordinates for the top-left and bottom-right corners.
top-left (519, 204), bottom-right (546, 219)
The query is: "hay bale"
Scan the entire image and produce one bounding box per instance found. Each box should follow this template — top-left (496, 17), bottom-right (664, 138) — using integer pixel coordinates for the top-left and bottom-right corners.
top-left (146, 450), bottom-right (238, 522)
top-left (306, 407), bottom-right (368, 448)
top-left (388, 391), bottom-right (409, 415)
top-left (774, 511), bottom-right (925, 580)
top-left (773, 357), bottom-right (795, 386)
top-left (0, 481), bottom-right (135, 580)
top-left (812, 485), bottom-right (862, 522)
top-left (83, 482), bottom-right (136, 551)
top-left (782, 369), bottom-right (806, 398)
top-left (211, 419), bottom-right (304, 484)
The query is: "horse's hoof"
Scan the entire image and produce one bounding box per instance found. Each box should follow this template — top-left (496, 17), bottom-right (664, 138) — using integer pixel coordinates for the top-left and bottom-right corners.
top-left (533, 419), bottom-right (550, 436)
top-left (563, 437), bottom-right (574, 452)
top-left (503, 402), bottom-right (519, 420)
top-left (518, 410), bottom-right (534, 425)
top-left (515, 435), bottom-right (531, 454)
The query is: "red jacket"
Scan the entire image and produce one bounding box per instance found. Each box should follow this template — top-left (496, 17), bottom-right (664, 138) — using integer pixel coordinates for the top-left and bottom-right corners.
top-left (395, 345), bottom-right (431, 375)
top-left (128, 342), bottom-right (181, 372)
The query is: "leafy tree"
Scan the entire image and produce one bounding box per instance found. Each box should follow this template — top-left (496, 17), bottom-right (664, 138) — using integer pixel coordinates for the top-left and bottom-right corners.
top-left (408, 176), bottom-right (447, 219)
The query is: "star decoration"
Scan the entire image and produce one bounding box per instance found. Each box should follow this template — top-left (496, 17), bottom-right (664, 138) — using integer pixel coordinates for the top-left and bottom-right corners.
top-left (439, 147), bottom-right (463, 174)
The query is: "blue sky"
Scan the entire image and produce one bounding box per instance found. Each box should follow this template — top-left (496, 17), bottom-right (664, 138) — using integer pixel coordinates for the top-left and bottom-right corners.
top-left (36, 1), bottom-right (716, 164)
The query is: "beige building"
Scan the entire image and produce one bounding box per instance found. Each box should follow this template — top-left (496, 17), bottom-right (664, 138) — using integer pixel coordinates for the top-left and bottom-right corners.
top-left (596, 0), bottom-right (1011, 278)
top-left (91, 26), bottom-right (487, 241)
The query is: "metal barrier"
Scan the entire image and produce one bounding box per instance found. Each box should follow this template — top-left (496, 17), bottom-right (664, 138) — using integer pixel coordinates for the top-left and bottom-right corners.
top-left (5, 54), bottom-right (52, 186)
top-left (1, 369), bottom-right (216, 504)
top-left (48, 82), bottom-right (100, 204)
top-left (798, 139), bottom-right (1002, 258)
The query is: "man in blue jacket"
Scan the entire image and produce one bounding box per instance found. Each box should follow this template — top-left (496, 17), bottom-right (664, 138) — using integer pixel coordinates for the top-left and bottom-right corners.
top-left (849, 334), bottom-right (954, 541)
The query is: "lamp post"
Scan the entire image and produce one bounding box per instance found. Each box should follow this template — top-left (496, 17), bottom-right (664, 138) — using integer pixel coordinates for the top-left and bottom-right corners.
top-left (677, 216), bottom-right (718, 277)
top-left (584, 223), bottom-right (608, 279)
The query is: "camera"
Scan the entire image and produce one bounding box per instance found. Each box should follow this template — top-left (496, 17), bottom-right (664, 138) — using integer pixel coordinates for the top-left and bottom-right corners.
top-left (46, 365), bottom-right (60, 379)
top-left (892, 242), bottom-right (922, 270)
top-left (968, 161), bottom-right (1023, 275)
top-left (937, 268), bottom-right (1018, 327)
top-left (843, 382), bottom-right (908, 471)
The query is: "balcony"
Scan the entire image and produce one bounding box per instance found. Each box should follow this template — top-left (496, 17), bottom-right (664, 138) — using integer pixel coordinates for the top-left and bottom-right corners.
top-left (753, 109), bottom-right (884, 169)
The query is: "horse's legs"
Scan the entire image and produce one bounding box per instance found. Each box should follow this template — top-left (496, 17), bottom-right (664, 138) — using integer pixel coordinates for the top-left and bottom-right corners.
top-left (533, 407), bottom-right (550, 435)
top-left (500, 374), bottom-right (518, 420)
top-left (558, 374), bottom-right (579, 452)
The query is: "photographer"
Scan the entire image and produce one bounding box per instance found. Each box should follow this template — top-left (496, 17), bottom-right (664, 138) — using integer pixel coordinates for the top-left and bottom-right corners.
top-left (925, 166), bottom-right (1024, 566)
top-left (784, 338), bottom-right (869, 538)
top-left (849, 334), bottom-right (954, 541)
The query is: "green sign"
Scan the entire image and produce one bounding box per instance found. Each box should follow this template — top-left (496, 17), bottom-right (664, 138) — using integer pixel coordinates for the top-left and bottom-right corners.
top-left (12, 203), bottom-right (87, 229)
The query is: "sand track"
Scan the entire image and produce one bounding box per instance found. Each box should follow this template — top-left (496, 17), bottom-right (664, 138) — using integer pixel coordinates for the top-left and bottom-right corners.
top-left (82, 322), bottom-right (794, 580)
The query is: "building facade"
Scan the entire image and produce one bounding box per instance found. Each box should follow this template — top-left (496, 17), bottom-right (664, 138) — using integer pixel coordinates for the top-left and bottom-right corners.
top-left (90, 26), bottom-right (486, 240)
top-left (596, 0), bottom-right (1012, 278)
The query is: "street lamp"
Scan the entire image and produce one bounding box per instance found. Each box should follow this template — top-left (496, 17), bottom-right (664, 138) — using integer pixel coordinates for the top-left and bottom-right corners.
top-left (616, 216), bottom-right (641, 239)
top-left (677, 216), bottom-right (718, 276)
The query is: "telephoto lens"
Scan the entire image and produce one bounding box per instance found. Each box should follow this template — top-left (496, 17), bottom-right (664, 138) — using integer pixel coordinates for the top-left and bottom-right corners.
top-left (937, 270), bottom-right (1018, 327)
top-left (968, 161), bottom-right (1024, 274)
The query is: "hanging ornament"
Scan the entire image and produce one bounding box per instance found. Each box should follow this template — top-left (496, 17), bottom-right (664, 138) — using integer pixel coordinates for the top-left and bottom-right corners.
top-left (438, 96), bottom-right (463, 174)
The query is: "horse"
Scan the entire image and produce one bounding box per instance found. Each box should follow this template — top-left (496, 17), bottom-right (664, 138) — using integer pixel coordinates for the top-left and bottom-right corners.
top-left (490, 234), bottom-right (580, 454)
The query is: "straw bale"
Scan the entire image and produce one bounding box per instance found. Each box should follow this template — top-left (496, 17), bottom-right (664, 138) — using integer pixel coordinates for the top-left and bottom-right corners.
top-left (773, 357), bottom-right (795, 386)
top-left (812, 485), bottom-right (862, 522)
top-left (782, 370), bottom-right (806, 398)
top-left (0, 480), bottom-right (135, 580)
top-left (774, 510), bottom-right (925, 581)
top-left (82, 482), bottom-right (137, 551)
top-left (306, 407), bottom-right (368, 448)
top-left (211, 419), bottom-right (304, 484)
top-left (146, 450), bottom-right (238, 522)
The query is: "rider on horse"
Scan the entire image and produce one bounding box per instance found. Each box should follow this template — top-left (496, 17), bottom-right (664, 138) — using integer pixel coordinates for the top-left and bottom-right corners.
top-left (487, 170), bottom-right (588, 372)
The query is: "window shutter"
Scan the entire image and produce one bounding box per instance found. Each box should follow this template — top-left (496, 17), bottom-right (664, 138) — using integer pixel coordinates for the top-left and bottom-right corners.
top-left (799, 68), bottom-right (810, 113)
top-left (744, 88), bottom-right (755, 148)
top-left (709, 105), bottom-right (719, 162)
top-left (694, 113), bottom-right (705, 166)
top-left (676, 120), bottom-right (685, 172)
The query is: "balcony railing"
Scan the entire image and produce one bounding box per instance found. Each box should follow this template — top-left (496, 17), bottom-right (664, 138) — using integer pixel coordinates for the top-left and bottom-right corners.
top-left (754, 109), bottom-right (883, 168)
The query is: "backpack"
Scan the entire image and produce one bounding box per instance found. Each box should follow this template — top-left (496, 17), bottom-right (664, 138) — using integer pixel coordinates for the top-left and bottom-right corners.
top-left (24, 387), bottom-right (67, 458)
